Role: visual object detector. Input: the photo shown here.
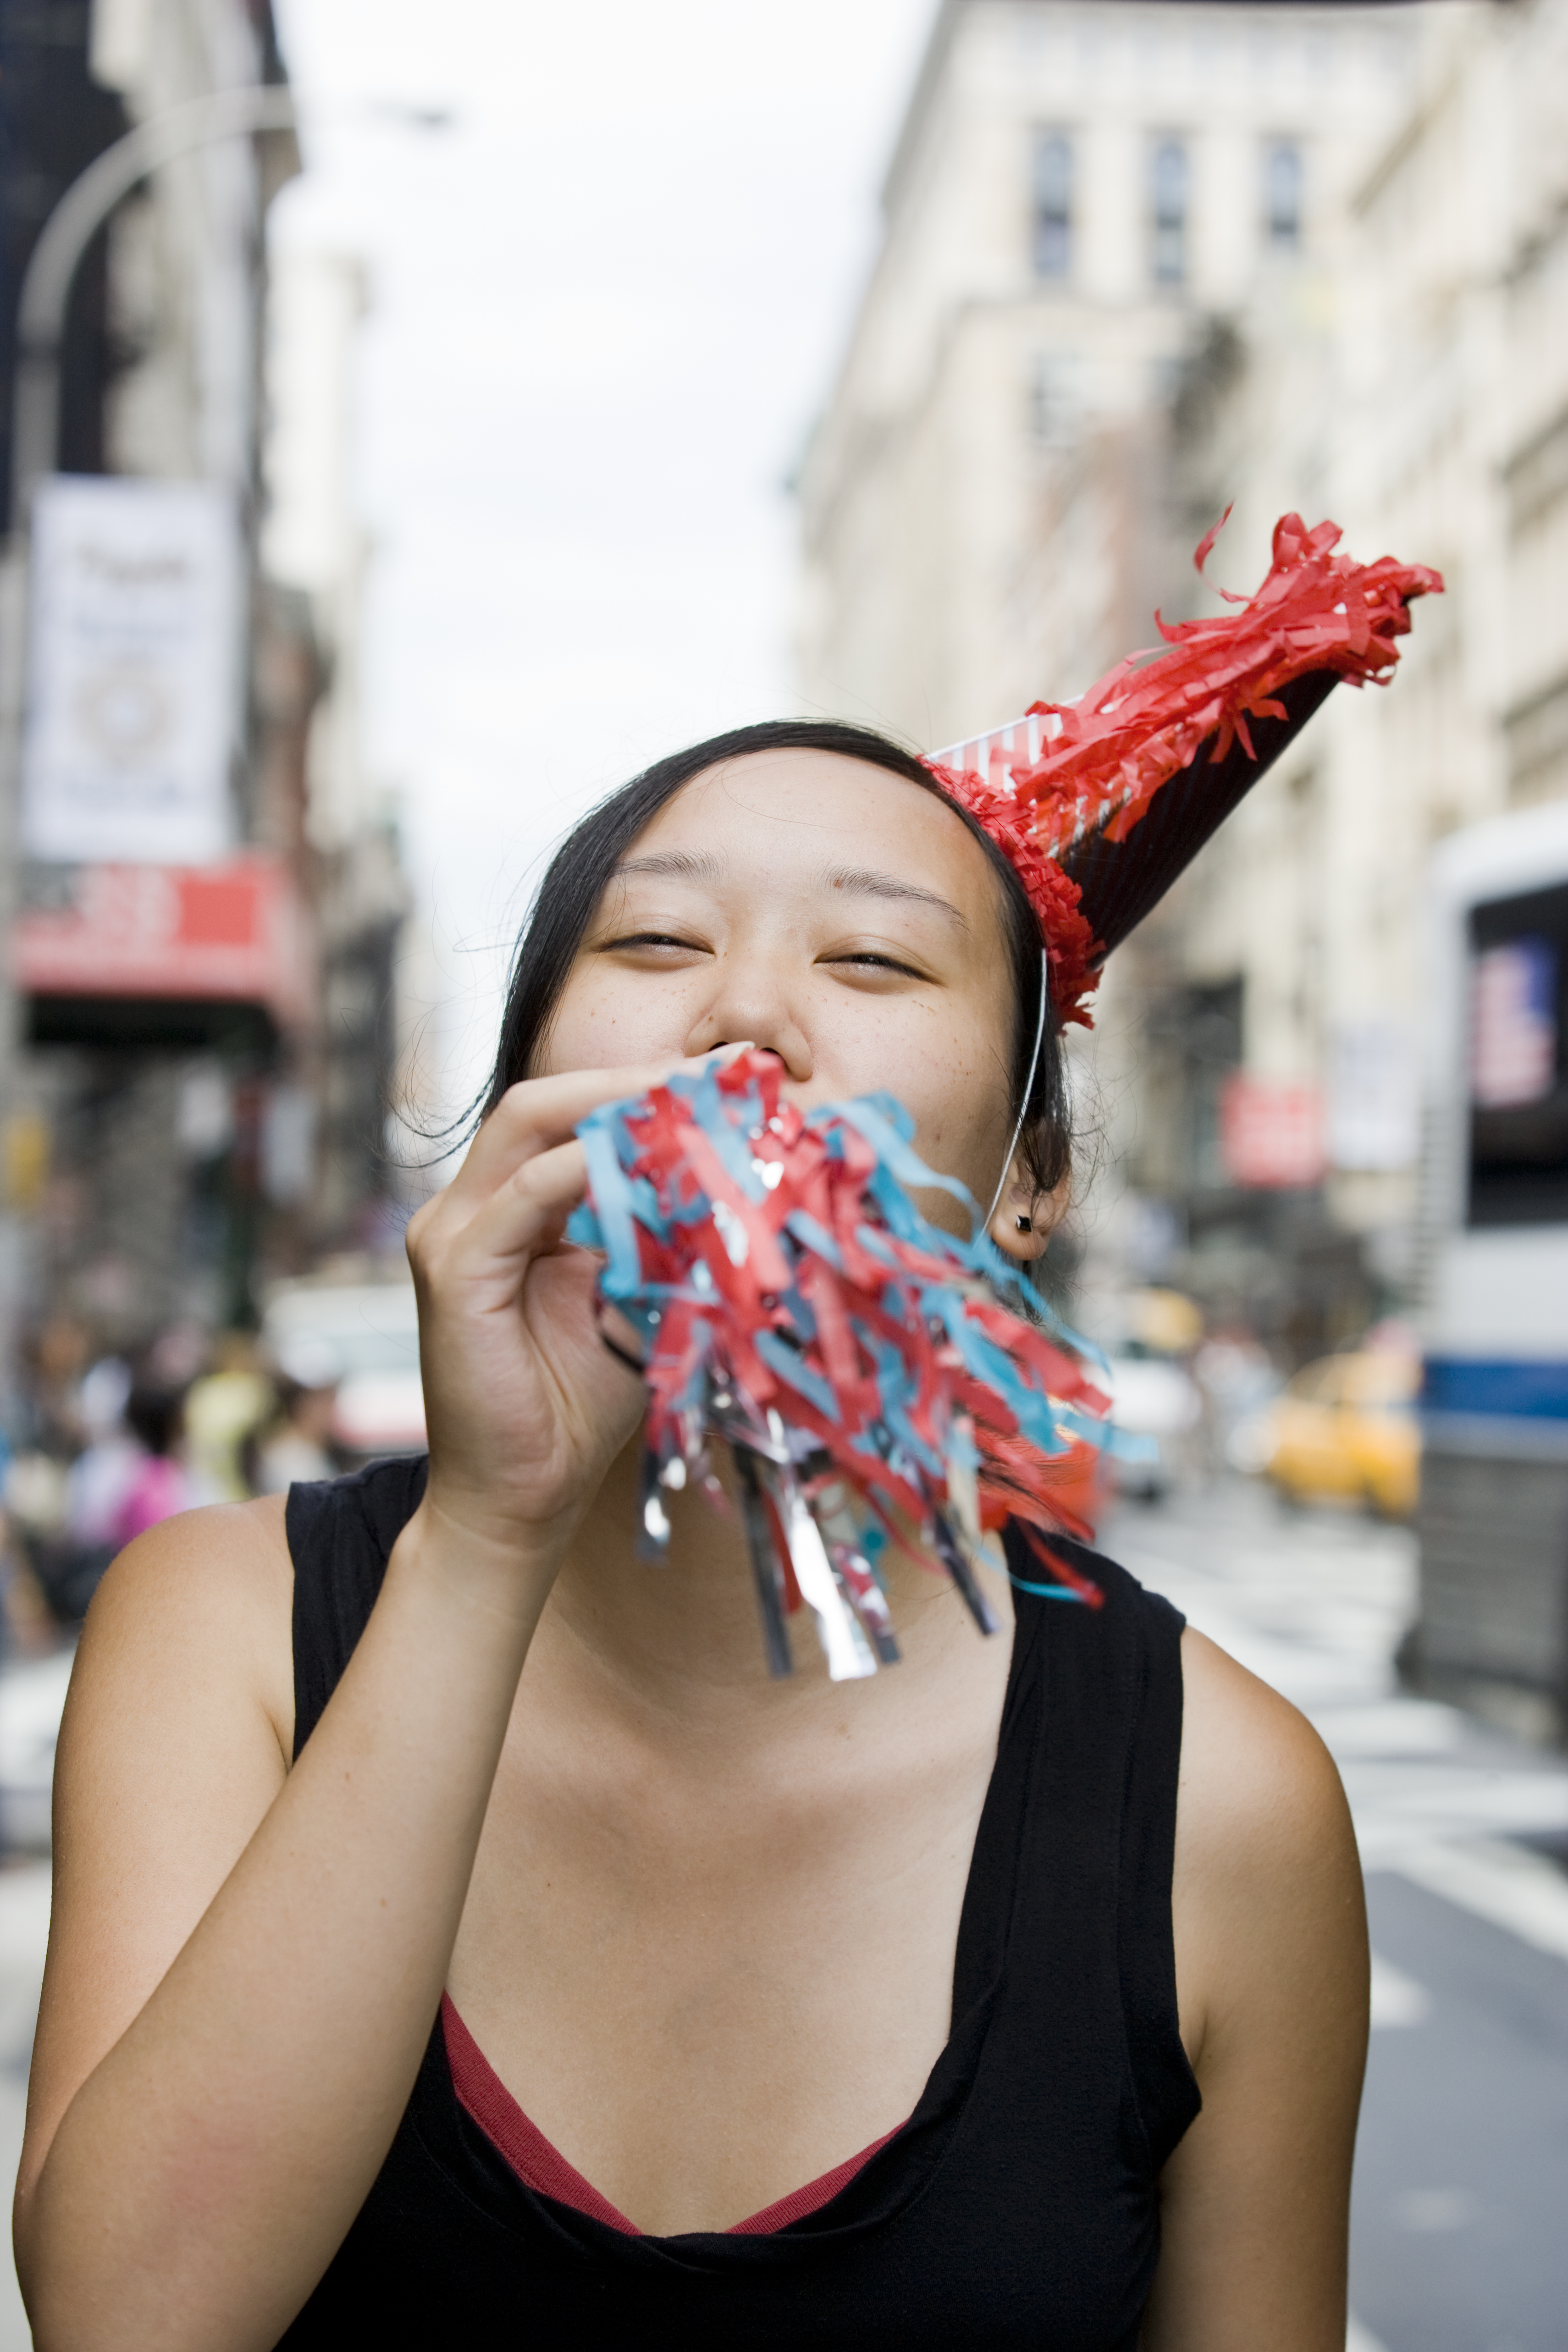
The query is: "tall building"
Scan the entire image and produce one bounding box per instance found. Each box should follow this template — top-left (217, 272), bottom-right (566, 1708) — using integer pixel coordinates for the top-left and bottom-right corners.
top-left (795, 0), bottom-right (1429, 1355)
top-left (0, 0), bottom-right (131, 526)
top-left (88, 0), bottom-right (296, 490)
top-left (1171, 0), bottom-right (1568, 1734)
top-left (261, 245), bottom-right (414, 1258)
top-left (797, 0), bottom-right (1416, 749)
top-left (1144, 0), bottom-right (1568, 1325)
top-left (0, 0), bottom-right (410, 1354)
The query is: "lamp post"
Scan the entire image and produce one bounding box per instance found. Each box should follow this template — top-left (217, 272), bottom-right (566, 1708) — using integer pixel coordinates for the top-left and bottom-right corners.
top-left (7, 84), bottom-right (299, 523)
top-left (0, 83), bottom-right (298, 1398)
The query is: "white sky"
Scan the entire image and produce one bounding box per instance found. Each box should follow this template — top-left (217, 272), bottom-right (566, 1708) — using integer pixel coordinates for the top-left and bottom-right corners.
top-left (267, 0), bottom-right (936, 1119)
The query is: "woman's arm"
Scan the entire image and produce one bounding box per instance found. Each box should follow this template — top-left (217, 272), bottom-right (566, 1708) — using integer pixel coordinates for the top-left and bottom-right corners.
top-left (17, 1497), bottom-right (553, 2351)
top-left (14, 1064), bottom-right (668, 2352)
top-left (1142, 1628), bottom-right (1369, 2352)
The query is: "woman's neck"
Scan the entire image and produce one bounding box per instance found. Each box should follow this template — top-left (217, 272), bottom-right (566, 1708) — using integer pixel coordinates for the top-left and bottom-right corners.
top-left (537, 1437), bottom-right (1013, 1737)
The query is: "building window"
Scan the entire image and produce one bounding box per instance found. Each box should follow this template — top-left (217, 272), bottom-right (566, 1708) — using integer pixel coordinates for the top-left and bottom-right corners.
top-left (1028, 351), bottom-right (1080, 447)
top-left (1264, 139), bottom-right (1302, 249)
top-left (1032, 130), bottom-right (1074, 278)
top-left (1150, 137), bottom-right (1188, 285)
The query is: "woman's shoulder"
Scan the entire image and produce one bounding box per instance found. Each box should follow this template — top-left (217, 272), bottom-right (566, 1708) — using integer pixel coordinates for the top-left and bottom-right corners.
top-left (1170, 1620), bottom-right (1364, 2070)
top-left (77, 1458), bottom-right (429, 1755)
top-left (1051, 1533), bottom-right (1345, 1850)
top-left (76, 1494), bottom-right (297, 1760)
top-left (1176, 1623), bottom-right (1351, 1874)
top-left (89, 1490), bottom-right (294, 1616)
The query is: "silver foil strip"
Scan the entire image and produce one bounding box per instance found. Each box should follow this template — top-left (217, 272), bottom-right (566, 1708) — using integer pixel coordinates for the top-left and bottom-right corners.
top-left (807, 1464), bottom-right (900, 1665)
top-left (731, 1444), bottom-right (795, 1679)
top-left (757, 1443), bottom-right (878, 1683)
top-left (929, 1509), bottom-right (1002, 1638)
top-left (706, 1385), bottom-right (790, 1464)
top-left (637, 1446), bottom-right (673, 1563)
top-left (828, 1543), bottom-right (900, 1667)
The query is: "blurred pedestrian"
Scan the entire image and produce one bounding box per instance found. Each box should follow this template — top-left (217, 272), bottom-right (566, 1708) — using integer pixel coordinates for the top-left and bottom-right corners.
top-left (184, 1333), bottom-right (275, 1502)
top-left (249, 1364), bottom-right (339, 1495)
top-left (108, 1376), bottom-right (197, 1548)
top-left (20, 1314), bottom-right (93, 1458)
top-left (1193, 1324), bottom-right (1282, 1477)
top-left (63, 1358), bottom-right (138, 1551)
top-left (25, 1355), bottom-right (141, 1623)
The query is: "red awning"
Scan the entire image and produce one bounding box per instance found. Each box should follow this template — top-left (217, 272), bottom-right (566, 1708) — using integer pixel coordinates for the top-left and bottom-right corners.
top-left (14, 857), bottom-right (314, 1034)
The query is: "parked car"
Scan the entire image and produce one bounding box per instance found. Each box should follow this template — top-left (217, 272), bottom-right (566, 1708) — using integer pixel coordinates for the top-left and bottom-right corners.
top-left (1258, 1347), bottom-right (1420, 1518)
top-left (1102, 1353), bottom-right (1204, 1503)
top-left (259, 1278), bottom-right (425, 1463)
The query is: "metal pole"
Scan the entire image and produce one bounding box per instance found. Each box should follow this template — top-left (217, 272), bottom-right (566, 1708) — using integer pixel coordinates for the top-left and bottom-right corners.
top-left (8, 84), bottom-right (298, 524)
top-left (0, 83), bottom-right (298, 1410)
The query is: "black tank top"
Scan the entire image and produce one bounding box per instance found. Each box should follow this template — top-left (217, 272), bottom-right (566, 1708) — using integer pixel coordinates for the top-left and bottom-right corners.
top-left (276, 1457), bottom-right (1199, 2350)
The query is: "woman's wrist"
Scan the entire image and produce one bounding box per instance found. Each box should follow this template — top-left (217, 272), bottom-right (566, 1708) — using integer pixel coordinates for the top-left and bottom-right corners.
top-left (387, 1490), bottom-right (571, 1640)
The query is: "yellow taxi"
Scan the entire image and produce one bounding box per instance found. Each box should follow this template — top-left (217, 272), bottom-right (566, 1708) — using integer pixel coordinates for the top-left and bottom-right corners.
top-left (1263, 1347), bottom-right (1421, 1518)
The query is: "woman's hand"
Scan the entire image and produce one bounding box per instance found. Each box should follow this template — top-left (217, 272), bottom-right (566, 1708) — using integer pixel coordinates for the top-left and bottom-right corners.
top-left (405, 1059), bottom-right (710, 1558)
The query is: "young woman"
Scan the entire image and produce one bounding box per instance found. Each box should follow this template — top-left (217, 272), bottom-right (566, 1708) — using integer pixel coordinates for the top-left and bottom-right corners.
top-left (14, 719), bottom-right (1368, 2351)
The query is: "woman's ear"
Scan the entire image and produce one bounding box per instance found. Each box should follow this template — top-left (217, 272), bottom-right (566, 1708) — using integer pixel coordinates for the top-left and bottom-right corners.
top-left (988, 1167), bottom-right (1071, 1262)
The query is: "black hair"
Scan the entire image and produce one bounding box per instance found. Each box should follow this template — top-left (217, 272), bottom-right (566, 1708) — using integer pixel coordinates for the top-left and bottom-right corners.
top-left (125, 1377), bottom-right (186, 1458)
top-left (481, 718), bottom-right (1071, 1200)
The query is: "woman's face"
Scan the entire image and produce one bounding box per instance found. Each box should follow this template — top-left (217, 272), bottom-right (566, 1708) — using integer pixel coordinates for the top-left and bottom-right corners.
top-left (541, 749), bottom-right (1022, 1231)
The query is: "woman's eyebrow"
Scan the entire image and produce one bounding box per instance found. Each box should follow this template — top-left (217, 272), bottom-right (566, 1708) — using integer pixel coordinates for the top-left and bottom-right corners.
top-left (612, 849), bottom-right (966, 931)
top-left (613, 850), bottom-right (726, 886)
top-left (825, 865), bottom-right (969, 930)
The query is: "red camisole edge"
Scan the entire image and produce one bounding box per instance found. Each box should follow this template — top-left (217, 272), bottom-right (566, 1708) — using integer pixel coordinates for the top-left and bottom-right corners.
top-left (440, 1993), bottom-right (901, 2237)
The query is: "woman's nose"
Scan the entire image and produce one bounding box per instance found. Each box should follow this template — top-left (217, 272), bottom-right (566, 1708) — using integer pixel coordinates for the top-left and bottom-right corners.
top-left (683, 968), bottom-right (813, 1081)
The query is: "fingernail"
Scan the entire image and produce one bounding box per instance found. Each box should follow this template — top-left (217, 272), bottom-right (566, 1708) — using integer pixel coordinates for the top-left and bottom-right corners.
top-left (685, 1041), bottom-right (754, 1066)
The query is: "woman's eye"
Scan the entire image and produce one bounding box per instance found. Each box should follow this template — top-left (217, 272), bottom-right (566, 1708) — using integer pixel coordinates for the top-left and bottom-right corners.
top-left (600, 932), bottom-right (706, 955)
top-left (825, 950), bottom-right (926, 979)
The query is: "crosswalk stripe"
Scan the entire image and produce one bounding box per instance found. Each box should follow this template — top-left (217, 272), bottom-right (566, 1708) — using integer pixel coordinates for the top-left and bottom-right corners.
top-left (1369, 1951), bottom-right (1430, 2028)
top-left (1382, 1837), bottom-right (1568, 1963)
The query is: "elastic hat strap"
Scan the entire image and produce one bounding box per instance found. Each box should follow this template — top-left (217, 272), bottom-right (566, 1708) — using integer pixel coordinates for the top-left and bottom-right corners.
top-left (982, 948), bottom-right (1049, 1235)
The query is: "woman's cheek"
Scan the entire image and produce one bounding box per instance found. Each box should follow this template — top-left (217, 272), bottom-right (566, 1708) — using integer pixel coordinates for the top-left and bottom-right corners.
top-left (545, 971), bottom-right (697, 1075)
top-left (920, 1050), bottom-right (1016, 1196)
top-left (840, 1008), bottom-right (1002, 1193)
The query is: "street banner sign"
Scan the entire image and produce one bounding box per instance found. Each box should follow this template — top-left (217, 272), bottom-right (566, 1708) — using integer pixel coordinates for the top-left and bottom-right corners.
top-left (12, 856), bottom-right (313, 1033)
top-left (20, 474), bottom-right (241, 865)
top-left (1220, 1071), bottom-right (1326, 1190)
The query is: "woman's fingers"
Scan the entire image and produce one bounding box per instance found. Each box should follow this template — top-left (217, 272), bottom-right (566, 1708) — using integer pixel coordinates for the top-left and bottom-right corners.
top-left (414, 1139), bottom-right (590, 1294)
top-left (470, 1138), bottom-right (594, 1267)
top-left (406, 1054), bottom-right (775, 1539)
top-left (443, 1055), bottom-right (723, 1209)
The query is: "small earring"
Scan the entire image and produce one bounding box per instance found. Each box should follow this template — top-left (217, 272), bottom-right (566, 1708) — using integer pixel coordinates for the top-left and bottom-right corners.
top-left (1015, 1214), bottom-right (1033, 1234)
